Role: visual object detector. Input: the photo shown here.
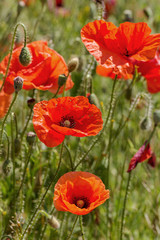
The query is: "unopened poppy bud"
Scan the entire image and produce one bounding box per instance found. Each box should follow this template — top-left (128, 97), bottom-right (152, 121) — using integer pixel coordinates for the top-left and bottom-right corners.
top-left (87, 93), bottom-right (100, 108)
top-left (19, 46), bottom-right (32, 66)
top-left (68, 57), bottom-right (79, 72)
top-left (14, 76), bottom-right (24, 92)
top-left (58, 74), bottom-right (67, 87)
top-left (26, 132), bottom-right (36, 145)
top-left (140, 117), bottom-right (151, 130)
top-left (2, 159), bottom-right (12, 176)
top-left (14, 138), bottom-right (21, 155)
top-left (47, 215), bottom-right (60, 229)
top-left (27, 98), bottom-right (36, 109)
top-left (123, 9), bottom-right (133, 22)
top-left (153, 110), bottom-right (160, 125)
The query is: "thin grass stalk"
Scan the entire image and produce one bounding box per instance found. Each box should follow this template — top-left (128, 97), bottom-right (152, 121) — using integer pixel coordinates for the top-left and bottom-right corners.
top-left (21, 141), bottom-right (65, 239)
top-left (66, 215), bottom-right (78, 240)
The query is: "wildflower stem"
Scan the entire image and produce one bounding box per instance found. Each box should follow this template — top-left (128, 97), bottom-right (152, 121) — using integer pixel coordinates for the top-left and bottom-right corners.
top-left (64, 143), bottom-right (74, 171)
top-left (74, 75), bottom-right (117, 170)
top-left (16, 146), bottom-right (33, 198)
top-left (53, 86), bottom-right (60, 98)
top-left (120, 171), bottom-right (132, 240)
top-left (21, 141), bottom-right (64, 239)
top-left (0, 92), bottom-right (18, 148)
top-left (11, 113), bottom-right (16, 208)
top-left (0, 23), bottom-right (27, 93)
top-left (79, 216), bottom-right (85, 240)
top-left (66, 215), bottom-right (78, 240)
top-left (20, 108), bottom-right (33, 141)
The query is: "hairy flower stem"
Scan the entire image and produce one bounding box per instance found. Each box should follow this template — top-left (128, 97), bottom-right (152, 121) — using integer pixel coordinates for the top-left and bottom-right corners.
top-left (0, 92), bottom-right (18, 148)
top-left (64, 143), bottom-right (74, 171)
top-left (79, 216), bottom-right (85, 240)
top-left (120, 171), bottom-right (132, 240)
top-left (11, 114), bottom-right (16, 208)
top-left (66, 215), bottom-right (78, 240)
top-left (74, 76), bottom-right (117, 170)
top-left (21, 141), bottom-right (64, 239)
top-left (16, 146), bottom-right (33, 198)
top-left (0, 23), bottom-right (27, 93)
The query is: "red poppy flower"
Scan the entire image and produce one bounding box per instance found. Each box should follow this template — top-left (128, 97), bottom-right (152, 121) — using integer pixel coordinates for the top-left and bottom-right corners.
top-left (0, 41), bottom-right (73, 95)
top-left (53, 171), bottom-right (109, 215)
top-left (33, 96), bottom-right (103, 147)
top-left (96, 64), bottom-right (130, 79)
top-left (81, 20), bottom-right (160, 78)
top-left (136, 49), bottom-right (160, 93)
top-left (0, 80), bottom-right (12, 119)
top-left (127, 142), bottom-right (156, 172)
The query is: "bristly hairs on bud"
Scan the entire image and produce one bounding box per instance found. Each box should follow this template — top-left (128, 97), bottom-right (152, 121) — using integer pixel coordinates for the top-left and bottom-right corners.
top-left (19, 46), bottom-right (32, 66)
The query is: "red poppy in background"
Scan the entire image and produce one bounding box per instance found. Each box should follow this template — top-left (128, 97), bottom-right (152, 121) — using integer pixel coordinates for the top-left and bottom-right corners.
top-left (33, 96), bottom-right (103, 147)
top-left (81, 20), bottom-right (160, 78)
top-left (96, 64), bottom-right (130, 79)
top-left (136, 49), bottom-right (160, 93)
top-left (127, 142), bottom-right (156, 172)
top-left (0, 80), bottom-right (12, 119)
top-left (53, 171), bottom-right (109, 215)
top-left (0, 41), bottom-right (73, 95)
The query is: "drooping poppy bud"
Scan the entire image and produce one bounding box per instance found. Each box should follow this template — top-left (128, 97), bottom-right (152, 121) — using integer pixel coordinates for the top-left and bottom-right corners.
top-left (153, 110), bottom-right (160, 125)
top-left (19, 46), bottom-right (32, 66)
top-left (68, 57), bottom-right (79, 72)
top-left (58, 74), bottom-right (68, 87)
top-left (26, 132), bottom-right (36, 145)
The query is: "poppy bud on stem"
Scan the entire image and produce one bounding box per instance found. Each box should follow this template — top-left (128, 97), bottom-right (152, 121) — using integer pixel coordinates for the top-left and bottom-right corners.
top-left (67, 57), bottom-right (79, 73)
top-left (0, 22), bottom-right (27, 93)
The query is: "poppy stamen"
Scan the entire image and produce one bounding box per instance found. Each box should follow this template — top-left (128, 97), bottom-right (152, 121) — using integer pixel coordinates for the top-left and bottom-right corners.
top-left (76, 199), bottom-right (85, 209)
top-left (60, 116), bottom-right (75, 128)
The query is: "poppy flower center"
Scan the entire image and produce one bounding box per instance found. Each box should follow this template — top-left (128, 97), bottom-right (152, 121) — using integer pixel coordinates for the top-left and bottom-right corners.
top-left (60, 116), bottom-right (75, 128)
top-left (73, 196), bottom-right (90, 209)
top-left (76, 199), bottom-right (85, 209)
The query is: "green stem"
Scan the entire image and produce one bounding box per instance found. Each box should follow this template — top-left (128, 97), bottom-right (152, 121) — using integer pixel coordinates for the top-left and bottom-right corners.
top-left (16, 146), bottom-right (32, 198)
top-left (120, 172), bottom-right (131, 240)
top-left (11, 113), bottom-right (16, 209)
top-left (21, 141), bottom-right (64, 239)
top-left (31, 3), bottom-right (46, 41)
top-left (64, 143), bottom-right (74, 171)
top-left (66, 215), bottom-right (78, 240)
top-left (53, 86), bottom-right (60, 98)
top-left (0, 23), bottom-right (27, 93)
top-left (20, 108), bottom-right (33, 141)
top-left (79, 216), bottom-right (85, 240)
top-left (74, 76), bottom-right (117, 170)
top-left (0, 92), bottom-right (18, 147)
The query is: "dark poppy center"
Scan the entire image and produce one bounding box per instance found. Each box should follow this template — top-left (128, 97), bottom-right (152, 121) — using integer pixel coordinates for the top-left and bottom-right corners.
top-left (73, 196), bottom-right (90, 209)
top-left (60, 116), bottom-right (75, 128)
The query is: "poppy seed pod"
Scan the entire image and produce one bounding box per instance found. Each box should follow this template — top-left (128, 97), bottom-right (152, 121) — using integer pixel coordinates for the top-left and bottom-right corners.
top-left (19, 46), bottom-right (32, 66)
top-left (26, 132), bottom-right (36, 145)
top-left (67, 57), bottom-right (79, 72)
top-left (14, 76), bottom-right (24, 92)
top-left (58, 74), bottom-right (68, 88)
top-left (153, 110), bottom-right (160, 125)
